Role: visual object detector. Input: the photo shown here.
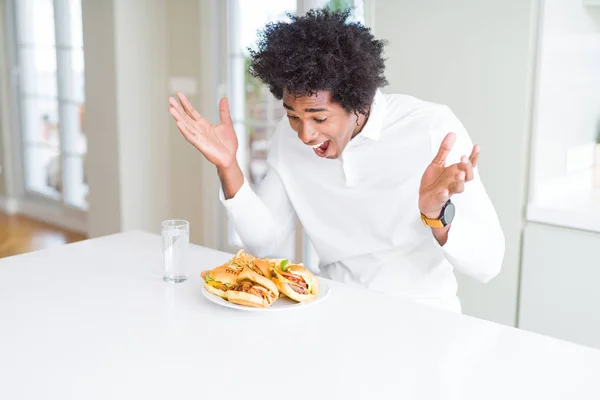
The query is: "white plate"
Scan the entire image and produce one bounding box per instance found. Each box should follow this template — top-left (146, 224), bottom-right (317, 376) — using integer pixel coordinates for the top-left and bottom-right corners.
top-left (202, 281), bottom-right (330, 311)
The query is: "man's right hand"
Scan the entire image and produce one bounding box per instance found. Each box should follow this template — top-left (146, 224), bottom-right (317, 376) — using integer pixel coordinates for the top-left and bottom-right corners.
top-left (169, 93), bottom-right (244, 199)
top-left (168, 93), bottom-right (238, 171)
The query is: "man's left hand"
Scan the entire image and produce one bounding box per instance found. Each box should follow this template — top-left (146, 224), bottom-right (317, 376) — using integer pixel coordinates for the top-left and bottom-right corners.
top-left (419, 132), bottom-right (479, 220)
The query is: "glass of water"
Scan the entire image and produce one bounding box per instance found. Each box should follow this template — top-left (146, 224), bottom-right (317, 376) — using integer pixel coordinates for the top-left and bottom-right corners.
top-left (161, 220), bottom-right (190, 283)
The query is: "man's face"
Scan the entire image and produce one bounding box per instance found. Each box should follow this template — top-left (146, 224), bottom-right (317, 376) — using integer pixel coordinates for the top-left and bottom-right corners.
top-left (283, 90), bottom-right (364, 159)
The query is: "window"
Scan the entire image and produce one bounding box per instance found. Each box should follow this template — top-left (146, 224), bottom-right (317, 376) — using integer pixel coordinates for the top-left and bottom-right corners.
top-left (13, 0), bottom-right (88, 209)
top-left (224, 0), bottom-right (366, 263)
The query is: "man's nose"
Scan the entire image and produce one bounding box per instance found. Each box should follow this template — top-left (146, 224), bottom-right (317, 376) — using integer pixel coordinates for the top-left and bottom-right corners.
top-left (298, 124), bottom-right (319, 144)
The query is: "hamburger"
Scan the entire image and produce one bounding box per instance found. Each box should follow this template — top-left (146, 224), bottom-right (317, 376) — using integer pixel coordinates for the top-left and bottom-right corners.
top-left (225, 267), bottom-right (279, 308)
top-left (201, 249), bottom-right (257, 298)
top-left (203, 265), bottom-right (242, 299)
top-left (271, 260), bottom-right (320, 302)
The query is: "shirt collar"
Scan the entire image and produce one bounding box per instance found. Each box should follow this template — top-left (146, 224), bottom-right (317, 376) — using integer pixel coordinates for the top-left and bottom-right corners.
top-left (356, 89), bottom-right (386, 142)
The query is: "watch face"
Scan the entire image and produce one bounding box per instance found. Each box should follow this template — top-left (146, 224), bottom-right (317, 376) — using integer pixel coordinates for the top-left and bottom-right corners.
top-left (443, 202), bottom-right (455, 225)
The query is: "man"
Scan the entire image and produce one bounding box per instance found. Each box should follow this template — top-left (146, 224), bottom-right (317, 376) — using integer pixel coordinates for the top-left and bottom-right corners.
top-left (168, 9), bottom-right (504, 313)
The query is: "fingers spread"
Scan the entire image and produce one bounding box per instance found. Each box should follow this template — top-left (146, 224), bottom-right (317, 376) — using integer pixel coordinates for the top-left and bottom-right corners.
top-left (219, 97), bottom-right (233, 126)
top-left (176, 121), bottom-right (196, 143)
top-left (431, 132), bottom-right (457, 166)
top-left (169, 97), bottom-right (193, 125)
top-left (469, 144), bottom-right (480, 167)
top-left (449, 170), bottom-right (466, 195)
top-left (451, 180), bottom-right (465, 195)
top-left (458, 155), bottom-right (474, 181)
top-left (177, 92), bottom-right (204, 121)
top-left (169, 105), bottom-right (186, 124)
top-left (437, 188), bottom-right (449, 204)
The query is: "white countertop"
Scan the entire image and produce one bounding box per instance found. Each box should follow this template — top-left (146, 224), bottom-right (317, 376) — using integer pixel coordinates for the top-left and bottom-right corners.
top-left (528, 168), bottom-right (600, 233)
top-left (1, 231), bottom-right (599, 399)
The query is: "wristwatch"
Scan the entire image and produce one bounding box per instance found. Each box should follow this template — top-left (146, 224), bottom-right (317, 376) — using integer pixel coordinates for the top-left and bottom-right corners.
top-left (420, 199), bottom-right (455, 228)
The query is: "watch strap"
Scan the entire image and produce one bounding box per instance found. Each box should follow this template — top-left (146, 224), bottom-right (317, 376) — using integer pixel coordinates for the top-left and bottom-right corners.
top-left (420, 200), bottom-right (452, 228)
top-left (420, 213), bottom-right (445, 228)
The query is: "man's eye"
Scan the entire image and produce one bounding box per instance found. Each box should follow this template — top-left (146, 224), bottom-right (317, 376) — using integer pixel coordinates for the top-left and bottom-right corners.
top-left (314, 118), bottom-right (327, 124)
top-left (287, 115), bottom-right (299, 120)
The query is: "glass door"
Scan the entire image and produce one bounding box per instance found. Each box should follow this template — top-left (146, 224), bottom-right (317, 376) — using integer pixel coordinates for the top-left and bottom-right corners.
top-left (13, 0), bottom-right (88, 210)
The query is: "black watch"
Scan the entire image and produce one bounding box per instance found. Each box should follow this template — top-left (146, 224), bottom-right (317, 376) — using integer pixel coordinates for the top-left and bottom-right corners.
top-left (420, 199), bottom-right (455, 228)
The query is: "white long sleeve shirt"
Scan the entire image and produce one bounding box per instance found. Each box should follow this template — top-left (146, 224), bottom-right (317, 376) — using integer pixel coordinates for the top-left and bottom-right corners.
top-left (220, 90), bottom-right (505, 313)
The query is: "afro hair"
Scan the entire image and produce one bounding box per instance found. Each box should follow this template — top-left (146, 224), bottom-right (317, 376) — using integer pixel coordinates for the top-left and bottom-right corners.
top-left (248, 8), bottom-right (388, 116)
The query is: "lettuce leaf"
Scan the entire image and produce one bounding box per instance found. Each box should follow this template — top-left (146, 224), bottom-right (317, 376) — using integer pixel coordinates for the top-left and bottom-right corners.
top-left (280, 259), bottom-right (289, 272)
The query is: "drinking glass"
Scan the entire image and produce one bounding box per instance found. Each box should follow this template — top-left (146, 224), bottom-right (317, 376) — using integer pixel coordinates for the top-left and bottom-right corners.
top-left (161, 220), bottom-right (190, 283)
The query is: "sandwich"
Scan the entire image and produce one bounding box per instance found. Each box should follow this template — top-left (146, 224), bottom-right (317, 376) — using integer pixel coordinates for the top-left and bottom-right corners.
top-left (225, 266), bottom-right (279, 308)
top-left (271, 260), bottom-right (320, 302)
top-left (248, 258), bottom-right (279, 278)
top-left (203, 265), bottom-right (242, 299)
top-left (201, 249), bottom-right (257, 298)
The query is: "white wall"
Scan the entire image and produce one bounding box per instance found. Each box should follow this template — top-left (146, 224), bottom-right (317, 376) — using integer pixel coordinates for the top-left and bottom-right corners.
top-left (373, 0), bottom-right (539, 326)
top-left (114, 1), bottom-right (170, 232)
top-left (166, 0), bottom-right (205, 246)
top-left (82, 0), bottom-right (122, 236)
top-left (530, 0), bottom-right (600, 187)
top-left (83, 0), bottom-right (219, 244)
top-left (167, 0), bottom-right (222, 248)
top-left (83, 0), bottom-right (171, 237)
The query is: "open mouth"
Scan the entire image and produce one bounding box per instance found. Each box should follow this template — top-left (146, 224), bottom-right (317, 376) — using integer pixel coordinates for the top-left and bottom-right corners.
top-left (312, 140), bottom-right (330, 157)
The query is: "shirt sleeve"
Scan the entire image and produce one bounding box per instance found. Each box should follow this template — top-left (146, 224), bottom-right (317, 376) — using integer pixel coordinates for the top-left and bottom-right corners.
top-left (429, 105), bottom-right (506, 283)
top-left (219, 166), bottom-right (297, 258)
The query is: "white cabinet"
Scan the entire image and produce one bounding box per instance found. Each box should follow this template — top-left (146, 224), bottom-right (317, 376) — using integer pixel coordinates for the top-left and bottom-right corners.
top-left (519, 223), bottom-right (600, 350)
